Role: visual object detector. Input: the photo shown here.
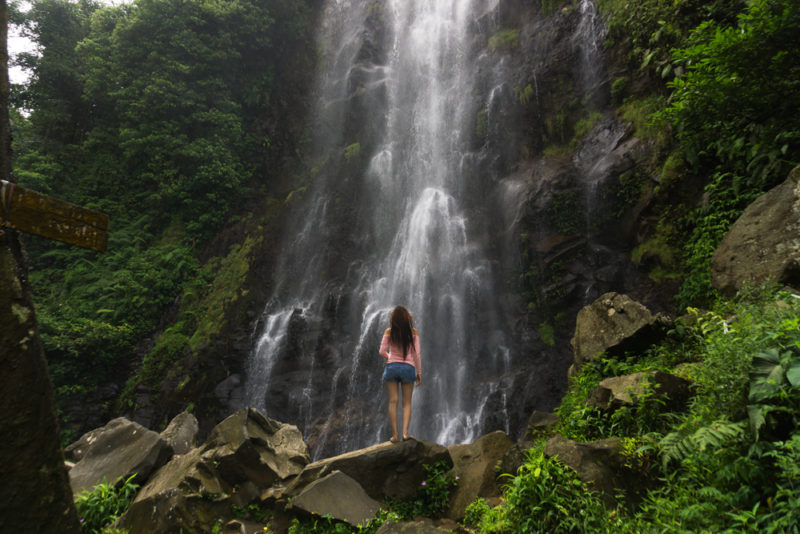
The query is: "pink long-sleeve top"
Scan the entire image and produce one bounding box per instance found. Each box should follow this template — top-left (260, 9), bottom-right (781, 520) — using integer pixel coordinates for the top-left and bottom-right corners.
top-left (379, 328), bottom-right (421, 378)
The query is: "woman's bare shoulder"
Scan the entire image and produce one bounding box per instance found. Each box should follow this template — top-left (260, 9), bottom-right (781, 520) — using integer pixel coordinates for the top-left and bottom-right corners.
top-left (384, 328), bottom-right (391, 335)
top-left (412, 328), bottom-right (419, 335)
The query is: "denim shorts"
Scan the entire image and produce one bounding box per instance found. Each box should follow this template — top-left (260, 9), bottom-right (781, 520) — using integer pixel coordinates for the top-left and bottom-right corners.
top-left (382, 362), bottom-right (416, 383)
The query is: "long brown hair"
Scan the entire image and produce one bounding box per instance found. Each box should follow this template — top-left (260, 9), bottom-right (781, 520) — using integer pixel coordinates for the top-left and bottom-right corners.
top-left (389, 306), bottom-right (415, 358)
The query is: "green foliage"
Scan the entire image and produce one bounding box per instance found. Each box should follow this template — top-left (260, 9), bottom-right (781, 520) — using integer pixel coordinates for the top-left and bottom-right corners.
top-left (747, 346), bottom-right (800, 441)
top-left (658, 420), bottom-right (746, 470)
top-left (538, 322), bottom-right (555, 347)
top-left (344, 142), bottom-right (361, 162)
top-left (488, 29), bottom-right (520, 51)
top-left (480, 446), bottom-right (609, 533)
top-left (11, 0), bottom-right (316, 427)
top-left (74, 475), bottom-right (139, 533)
top-left (475, 109), bottom-right (488, 138)
top-left (287, 509), bottom-right (399, 534)
top-left (389, 461), bottom-right (458, 520)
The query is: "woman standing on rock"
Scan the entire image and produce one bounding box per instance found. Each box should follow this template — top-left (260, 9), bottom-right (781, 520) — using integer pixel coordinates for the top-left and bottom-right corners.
top-left (379, 306), bottom-right (422, 443)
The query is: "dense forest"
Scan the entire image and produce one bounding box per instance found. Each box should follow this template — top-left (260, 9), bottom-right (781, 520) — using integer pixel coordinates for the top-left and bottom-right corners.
top-left (10, 0), bottom-right (321, 439)
top-left (7, 0), bottom-right (800, 531)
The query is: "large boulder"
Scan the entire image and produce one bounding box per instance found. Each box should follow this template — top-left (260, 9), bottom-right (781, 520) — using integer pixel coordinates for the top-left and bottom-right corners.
top-left (544, 435), bottom-right (644, 505)
top-left (116, 408), bottom-right (309, 534)
top-left (160, 411), bottom-right (199, 455)
top-left (287, 470), bottom-right (382, 526)
top-left (446, 431), bottom-right (513, 521)
top-left (68, 417), bottom-right (173, 494)
top-left (570, 292), bottom-right (670, 374)
top-left (286, 438), bottom-right (452, 502)
top-left (587, 371), bottom-right (694, 412)
top-left (711, 165), bottom-right (800, 296)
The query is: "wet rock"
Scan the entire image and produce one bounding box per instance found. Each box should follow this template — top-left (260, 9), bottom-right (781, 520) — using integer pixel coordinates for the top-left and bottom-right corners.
top-left (587, 371), bottom-right (694, 412)
top-left (160, 411), bottom-right (199, 455)
top-left (711, 165), bottom-right (800, 296)
top-left (68, 417), bottom-right (173, 494)
top-left (287, 470), bottom-right (381, 526)
top-left (285, 439), bottom-right (452, 502)
top-left (446, 431), bottom-right (514, 521)
top-left (570, 292), bottom-right (670, 374)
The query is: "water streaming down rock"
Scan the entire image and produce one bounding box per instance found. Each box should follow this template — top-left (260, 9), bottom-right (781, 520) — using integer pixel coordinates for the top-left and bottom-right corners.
top-left (243, 0), bottom-right (625, 460)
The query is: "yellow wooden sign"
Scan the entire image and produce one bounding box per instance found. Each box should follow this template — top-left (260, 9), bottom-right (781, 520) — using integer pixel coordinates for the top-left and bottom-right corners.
top-left (0, 180), bottom-right (109, 252)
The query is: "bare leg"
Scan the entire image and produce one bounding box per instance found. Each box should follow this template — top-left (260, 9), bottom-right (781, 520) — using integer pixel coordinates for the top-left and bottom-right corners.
top-left (401, 382), bottom-right (414, 438)
top-left (386, 381), bottom-right (399, 440)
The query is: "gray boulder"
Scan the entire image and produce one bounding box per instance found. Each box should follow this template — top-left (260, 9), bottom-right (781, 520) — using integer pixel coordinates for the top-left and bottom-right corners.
top-left (287, 470), bottom-right (382, 526)
top-left (570, 292), bottom-right (670, 374)
top-left (711, 165), bottom-right (800, 296)
top-left (160, 411), bottom-right (199, 455)
top-left (446, 431), bottom-right (513, 521)
top-left (286, 438), bottom-right (452, 502)
top-left (521, 410), bottom-right (560, 442)
top-left (544, 435), bottom-right (644, 506)
top-left (68, 417), bottom-right (173, 494)
top-left (588, 371), bottom-right (694, 412)
top-left (116, 408), bottom-right (309, 534)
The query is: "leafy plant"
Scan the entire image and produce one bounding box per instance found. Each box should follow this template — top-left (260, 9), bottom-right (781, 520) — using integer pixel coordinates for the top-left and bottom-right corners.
top-left (74, 475), bottom-right (140, 533)
top-left (496, 446), bottom-right (609, 533)
top-left (747, 347), bottom-right (800, 440)
top-left (389, 461), bottom-right (458, 519)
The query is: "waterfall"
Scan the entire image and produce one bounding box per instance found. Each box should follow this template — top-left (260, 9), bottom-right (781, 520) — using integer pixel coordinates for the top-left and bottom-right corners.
top-left (243, 0), bottom-right (616, 459)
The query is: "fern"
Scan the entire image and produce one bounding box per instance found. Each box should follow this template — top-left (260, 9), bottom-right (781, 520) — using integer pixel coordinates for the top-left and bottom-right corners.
top-left (660, 421), bottom-right (746, 469)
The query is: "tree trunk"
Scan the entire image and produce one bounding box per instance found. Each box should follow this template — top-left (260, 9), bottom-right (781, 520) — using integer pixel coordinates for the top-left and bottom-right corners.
top-left (0, 2), bottom-right (82, 531)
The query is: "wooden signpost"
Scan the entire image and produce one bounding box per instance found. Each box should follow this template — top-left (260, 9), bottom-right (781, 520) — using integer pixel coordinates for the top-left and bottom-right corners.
top-left (0, 179), bottom-right (109, 252)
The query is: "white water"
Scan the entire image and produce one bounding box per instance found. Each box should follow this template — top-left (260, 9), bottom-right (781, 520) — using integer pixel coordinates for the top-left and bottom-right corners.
top-left (244, 0), bottom-right (606, 459)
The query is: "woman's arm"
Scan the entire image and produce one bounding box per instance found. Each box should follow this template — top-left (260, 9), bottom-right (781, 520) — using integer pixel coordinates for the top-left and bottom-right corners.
top-left (413, 334), bottom-right (421, 384)
top-left (379, 329), bottom-right (390, 360)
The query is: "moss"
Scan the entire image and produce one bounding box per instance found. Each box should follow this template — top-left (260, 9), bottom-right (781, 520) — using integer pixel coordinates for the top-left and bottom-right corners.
top-left (187, 236), bottom-right (261, 350)
top-left (515, 84), bottom-right (535, 105)
top-left (344, 142), bottom-right (361, 161)
top-left (571, 111), bottom-right (603, 146)
top-left (545, 191), bottom-right (584, 235)
top-left (488, 29), bottom-right (520, 51)
top-left (610, 76), bottom-right (629, 106)
top-left (475, 109), bottom-right (488, 138)
top-left (618, 94), bottom-right (669, 143)
top-left (539, 322), bottom-right (556, 346)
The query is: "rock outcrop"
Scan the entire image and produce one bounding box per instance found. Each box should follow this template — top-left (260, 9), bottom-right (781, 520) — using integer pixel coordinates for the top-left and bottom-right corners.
top-left (544, 435), bottom-right (644, 505)
top-left (446, 431), bottom-right (513, 521)
top-left (287, 470), bottom-right (382, 526)
top-left (587, 371), bottom-right (694, 412)
top-left (160, 411), bottom-right (199, 455)
top-left (285, 438), bottom-right (452, 502)
top-left (711, 165), bottom-right (800, 296)
top-left (570, 292), bottom-right (670, 374)
top-left (116, 408), bottom-right (309, 534)
top-left (68, 417), bottom-right (174, 494)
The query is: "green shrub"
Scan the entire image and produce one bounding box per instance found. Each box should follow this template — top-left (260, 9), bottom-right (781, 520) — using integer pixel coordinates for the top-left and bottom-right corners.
top-left (74, 475), bottom-right (139, 533)
top-left (389, 461), bottom-right (458, 519)
top-left (497, 446), bottom-right (609, 533)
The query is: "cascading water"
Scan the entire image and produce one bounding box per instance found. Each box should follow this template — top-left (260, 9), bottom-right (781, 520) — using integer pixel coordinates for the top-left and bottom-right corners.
top-left (244, 0), bottom-right (610, 460)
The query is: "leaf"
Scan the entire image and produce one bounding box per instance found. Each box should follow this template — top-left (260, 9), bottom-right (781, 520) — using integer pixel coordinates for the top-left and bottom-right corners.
top-left (786, 359), bottom-right (800, 388)
top-left (747, 404), bottom-right (765, 440)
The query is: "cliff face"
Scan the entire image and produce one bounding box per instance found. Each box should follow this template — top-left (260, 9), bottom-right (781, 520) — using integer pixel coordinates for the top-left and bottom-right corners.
top-left (127, 0), bottom-right (674, 453)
